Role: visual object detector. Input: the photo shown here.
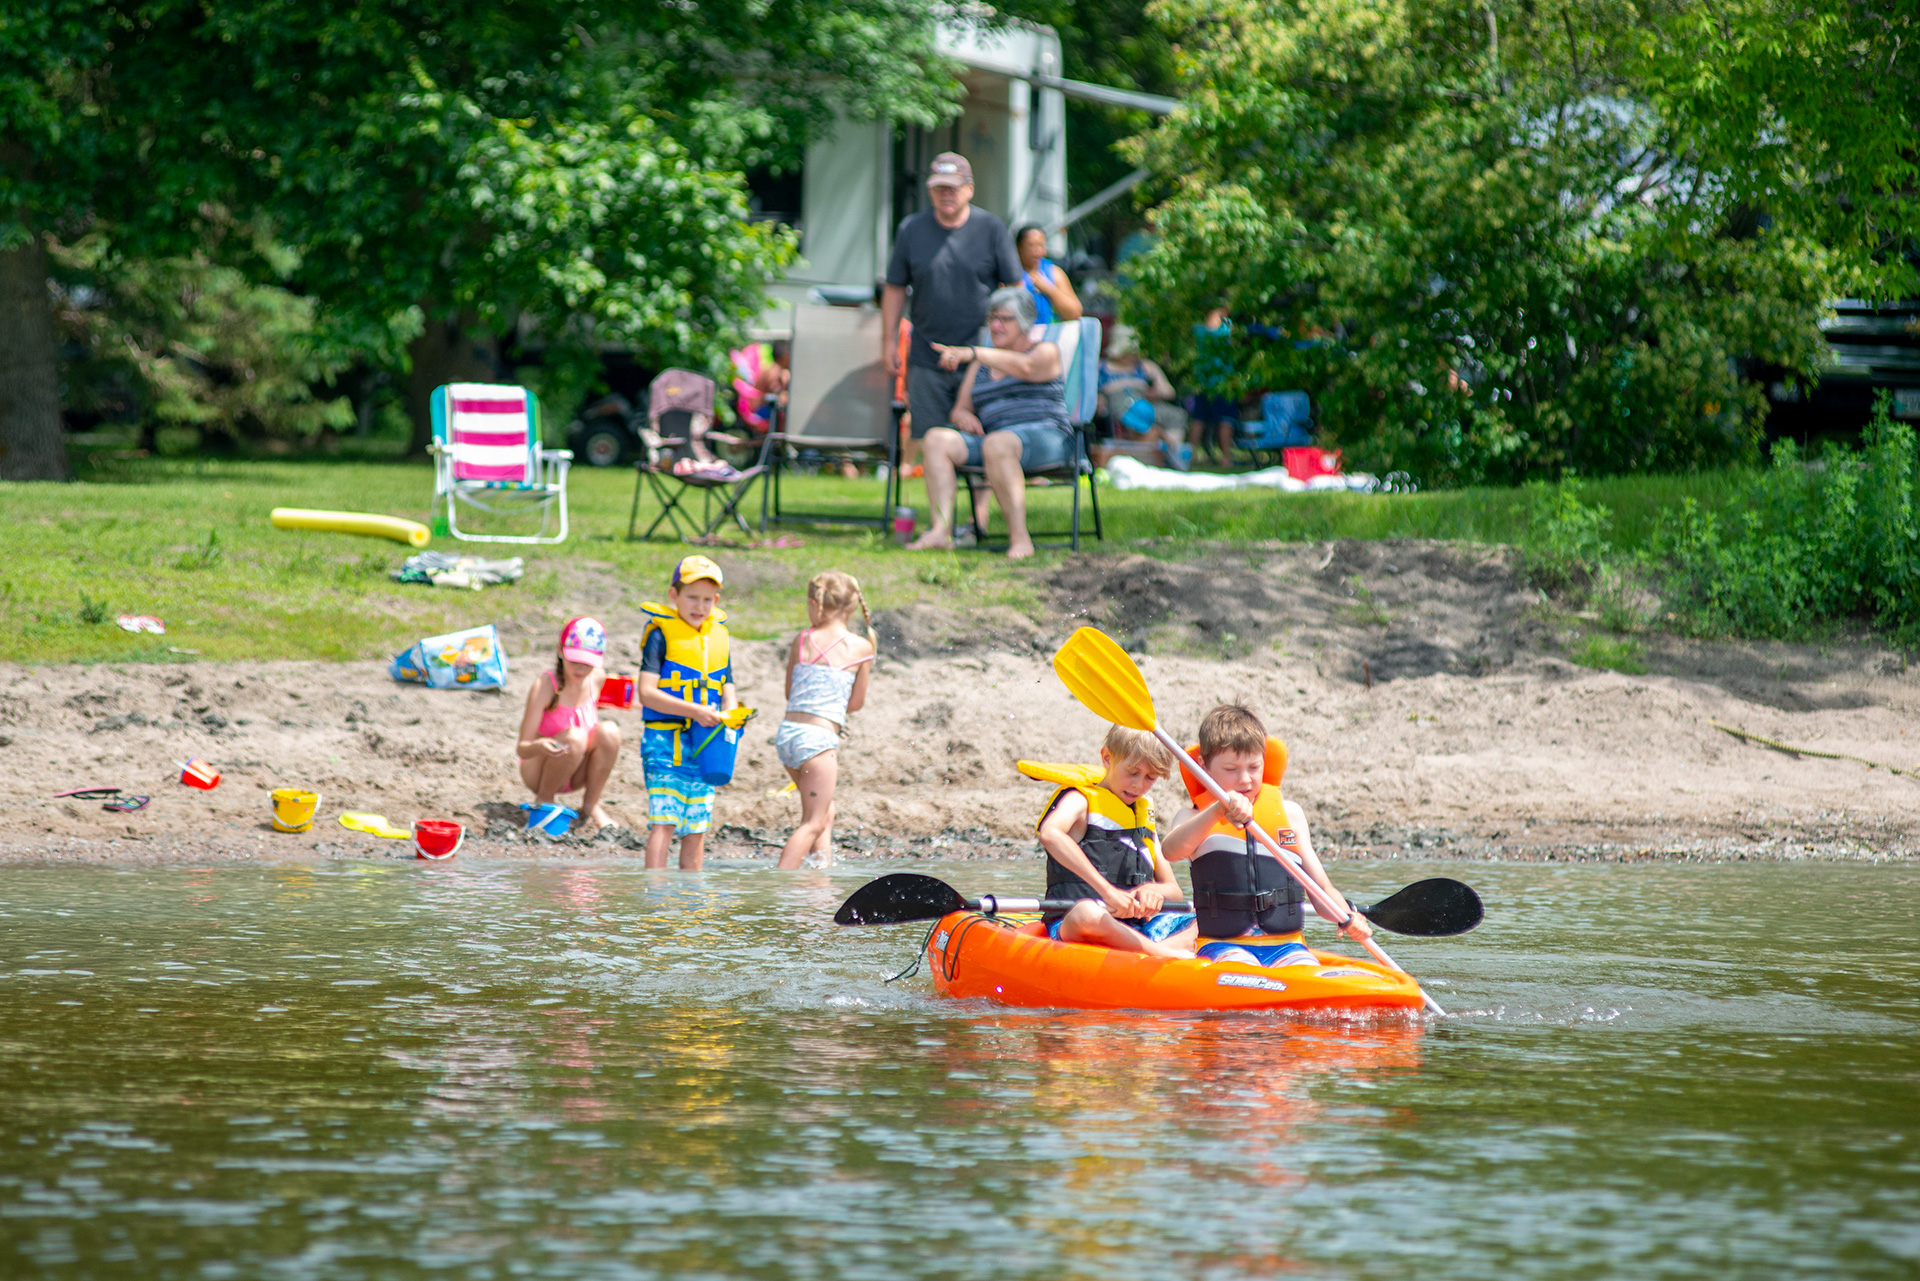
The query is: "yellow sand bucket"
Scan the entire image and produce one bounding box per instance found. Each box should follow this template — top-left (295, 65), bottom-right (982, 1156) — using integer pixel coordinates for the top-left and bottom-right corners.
top-left (271, 788), bottom-right (321, 833)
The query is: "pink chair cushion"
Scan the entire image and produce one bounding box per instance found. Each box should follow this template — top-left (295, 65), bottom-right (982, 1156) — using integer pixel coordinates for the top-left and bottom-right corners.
top-left (447, 385), bottom-right (533, 483)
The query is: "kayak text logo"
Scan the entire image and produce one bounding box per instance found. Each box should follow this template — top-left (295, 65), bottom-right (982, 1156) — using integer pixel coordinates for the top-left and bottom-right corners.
top-left (1216, 973), bottom-right (1288, 993)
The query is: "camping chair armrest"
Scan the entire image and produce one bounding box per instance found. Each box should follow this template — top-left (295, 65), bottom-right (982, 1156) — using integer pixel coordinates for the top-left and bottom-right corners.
top-left (539, 448), bottom-right (574, 462)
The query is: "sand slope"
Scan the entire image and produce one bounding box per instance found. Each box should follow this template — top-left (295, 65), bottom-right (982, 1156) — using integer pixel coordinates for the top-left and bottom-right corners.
top-left (3, 541), bottom-right (1914, 864)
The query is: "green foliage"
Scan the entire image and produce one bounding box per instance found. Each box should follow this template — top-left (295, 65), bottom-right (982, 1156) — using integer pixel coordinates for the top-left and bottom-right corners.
top-left (3, 0), bottom-right (960, 454)
top-left (1655, 396), bottom-right (1920, 639)
top-left (1526, 476), bottom-right (1613, 593)
top-left (1643, 1), bottom-right (1920, 303)
top-left (1569, 634), bottom-right (1646, 674)
top-left (1123, 0), bottom-right (1836, 486)
top-left (52, 235), bottom-right (355, 443)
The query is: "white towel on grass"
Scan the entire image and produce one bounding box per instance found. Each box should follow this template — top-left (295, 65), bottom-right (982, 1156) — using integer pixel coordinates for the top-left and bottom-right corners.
top-left (1104, 456), bottom-right (1378, 493)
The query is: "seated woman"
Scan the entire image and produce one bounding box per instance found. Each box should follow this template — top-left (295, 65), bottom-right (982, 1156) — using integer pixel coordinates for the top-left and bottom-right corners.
top-left (908, 287), bottom-right (1072, 561)
top-left (1015, 224), bottom-right (1082, 324)
top-left (1094, 324), bottom-right (1189, 470)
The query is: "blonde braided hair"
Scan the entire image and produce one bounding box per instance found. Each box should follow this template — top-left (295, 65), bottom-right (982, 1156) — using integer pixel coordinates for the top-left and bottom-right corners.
top-left (808, 570), bottom-right (874, 652)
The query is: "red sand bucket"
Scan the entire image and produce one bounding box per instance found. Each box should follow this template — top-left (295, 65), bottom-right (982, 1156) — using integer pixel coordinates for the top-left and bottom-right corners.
top-left (181, 758), bottom-right (221, 790)
top-left (597, 674), bottom-right (636, 709)
top-left (413, 819), bottom-right (464, 860)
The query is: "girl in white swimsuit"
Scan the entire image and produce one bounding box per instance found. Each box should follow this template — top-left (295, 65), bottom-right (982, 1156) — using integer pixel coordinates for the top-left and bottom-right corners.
top-left (776, 571), bottom-right (875, 869)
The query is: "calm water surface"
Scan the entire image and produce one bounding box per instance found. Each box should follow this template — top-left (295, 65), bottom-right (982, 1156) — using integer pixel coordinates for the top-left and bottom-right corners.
top-left (1, 859), bottom-right (1915, 1280)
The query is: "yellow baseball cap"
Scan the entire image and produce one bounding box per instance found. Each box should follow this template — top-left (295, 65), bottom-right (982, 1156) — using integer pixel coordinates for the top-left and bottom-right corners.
top-left (672, 554), bottom-right (724, 588)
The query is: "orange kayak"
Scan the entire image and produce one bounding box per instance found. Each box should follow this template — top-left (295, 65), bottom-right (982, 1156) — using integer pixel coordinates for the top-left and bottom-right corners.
top-left (924, 912), bottom-right (1426, 1012)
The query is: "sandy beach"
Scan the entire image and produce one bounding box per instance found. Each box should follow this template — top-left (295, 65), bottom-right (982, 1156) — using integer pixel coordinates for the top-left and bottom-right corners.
top-left (4, 540), bottom-right (1915, 865)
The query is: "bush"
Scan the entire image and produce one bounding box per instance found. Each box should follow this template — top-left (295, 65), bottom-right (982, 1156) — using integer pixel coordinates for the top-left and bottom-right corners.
top-left (1655, 396), bottom-right (1920, 639)
top-left (1122, 0), bottom-right (1836, 488)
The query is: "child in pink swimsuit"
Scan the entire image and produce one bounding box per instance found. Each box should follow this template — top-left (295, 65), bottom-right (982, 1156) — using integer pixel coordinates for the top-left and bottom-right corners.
top-left (515, 616), bottom-right (623, 834)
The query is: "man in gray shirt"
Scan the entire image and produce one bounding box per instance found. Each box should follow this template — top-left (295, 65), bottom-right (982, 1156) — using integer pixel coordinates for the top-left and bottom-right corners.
top-left (881, 153), bottom-right (1024, 464)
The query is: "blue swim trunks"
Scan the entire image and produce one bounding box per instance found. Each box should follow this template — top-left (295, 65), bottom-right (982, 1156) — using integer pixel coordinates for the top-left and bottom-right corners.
top-left (642, 729), bottom-right (714, 835)
top-left (1047, 909), bottom-right (1196, 942)
top-left (1197, 939), bottom-right (1319, 968)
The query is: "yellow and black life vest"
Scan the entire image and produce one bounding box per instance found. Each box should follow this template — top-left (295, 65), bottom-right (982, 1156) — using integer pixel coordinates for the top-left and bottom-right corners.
top-left (1179, 738), bottom-right (1305, 938)
top-left (1018, 761), bottom-right (1160, 903)
top-left (640, 602), bottom-right (731, 762)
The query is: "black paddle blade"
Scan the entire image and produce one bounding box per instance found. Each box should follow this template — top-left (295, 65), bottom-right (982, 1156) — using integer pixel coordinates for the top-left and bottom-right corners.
top-left (1356, 877), bottom-right (1483, 936)
top-left (833, 873), bottom-right (969, 926)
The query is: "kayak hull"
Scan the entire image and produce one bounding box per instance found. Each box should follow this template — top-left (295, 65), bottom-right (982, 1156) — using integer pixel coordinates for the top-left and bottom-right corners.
top-left (925, 912), bottom-right (1425, 1012)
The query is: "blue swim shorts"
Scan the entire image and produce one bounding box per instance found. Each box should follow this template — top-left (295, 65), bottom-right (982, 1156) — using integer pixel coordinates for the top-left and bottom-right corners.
top-left (642, 729), bottom-right (714, 835)
top-left (1047, 909), bottom-right (1196, 942)
top-left (1197, 940), bottom-right (1319, 968)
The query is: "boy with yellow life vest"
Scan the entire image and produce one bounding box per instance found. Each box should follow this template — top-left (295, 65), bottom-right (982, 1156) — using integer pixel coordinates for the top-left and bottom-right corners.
top-left (1160, 704), bottom-right (1373, 966)
top-left (638, 555), bottom-right (738, 870)
top-left (1028, 726), bottom-right (1199, 959)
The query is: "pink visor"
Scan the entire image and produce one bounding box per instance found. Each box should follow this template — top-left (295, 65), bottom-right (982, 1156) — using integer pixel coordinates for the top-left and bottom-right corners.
top-left (560, 616), bottom-right (607, 666)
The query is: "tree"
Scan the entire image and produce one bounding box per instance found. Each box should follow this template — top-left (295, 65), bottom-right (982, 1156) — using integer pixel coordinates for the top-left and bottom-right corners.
top-left (1, 1), bottom-right (957, 477)
top-left (1120, 0), bottom-right (1899, 485)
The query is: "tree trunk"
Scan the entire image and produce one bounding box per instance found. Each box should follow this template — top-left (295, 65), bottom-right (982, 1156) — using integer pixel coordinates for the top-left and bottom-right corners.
top-left (404, 313), bottom-right (500, 456)
top-left (0, 233), bottom-right (70, 481)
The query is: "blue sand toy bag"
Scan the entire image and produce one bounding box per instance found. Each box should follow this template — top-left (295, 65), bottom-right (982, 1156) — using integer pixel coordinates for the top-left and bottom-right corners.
top-left (390, 623), bottom-right (509, 691)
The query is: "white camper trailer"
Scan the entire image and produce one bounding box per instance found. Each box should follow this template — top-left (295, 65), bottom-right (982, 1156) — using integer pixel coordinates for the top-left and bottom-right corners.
top-left (787, 20), bottom-right (1071, 296)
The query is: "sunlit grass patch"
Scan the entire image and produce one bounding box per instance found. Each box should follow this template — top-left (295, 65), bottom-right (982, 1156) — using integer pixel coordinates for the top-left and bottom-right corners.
top-left (1569, 634), bottom-right (1648, 674)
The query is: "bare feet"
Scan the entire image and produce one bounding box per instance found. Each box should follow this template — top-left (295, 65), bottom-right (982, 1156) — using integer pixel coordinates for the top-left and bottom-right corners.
top-left (1005, 539), bottom-right (1036, 560)
top-left (582, 804), bottom-right (616, 834)
top-left (906, 530), bottom-right (953, 551)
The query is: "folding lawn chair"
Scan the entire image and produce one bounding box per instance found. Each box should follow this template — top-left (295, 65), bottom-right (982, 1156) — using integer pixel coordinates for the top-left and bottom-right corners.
top-left (960, 315), bottom-right (1105, 551)
top-left (757, 304), bottom-right (898, 531)
top-left (429, 383), bottom-right (571, 544)
top-left (1235, 391), bottom-right (1315, 467)
top-left (628, 369), bottom-right (768, 543)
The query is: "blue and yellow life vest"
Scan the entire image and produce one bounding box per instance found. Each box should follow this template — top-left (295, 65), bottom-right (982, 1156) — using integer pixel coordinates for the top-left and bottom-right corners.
top-left (640, 602), bottom-right (731, 763)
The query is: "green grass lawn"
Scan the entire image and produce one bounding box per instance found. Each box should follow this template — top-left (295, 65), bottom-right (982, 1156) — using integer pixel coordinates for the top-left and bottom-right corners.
top-left (0, 457), bottom-right (1740, 665)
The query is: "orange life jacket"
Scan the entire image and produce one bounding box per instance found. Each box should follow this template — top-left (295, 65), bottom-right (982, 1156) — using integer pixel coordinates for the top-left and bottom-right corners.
top-left (1180, 738), bottom-right (1305, 938)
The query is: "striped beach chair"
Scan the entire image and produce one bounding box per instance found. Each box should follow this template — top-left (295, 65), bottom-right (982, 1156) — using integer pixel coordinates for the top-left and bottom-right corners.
top-left (428, 383), bottom-right (572, 545)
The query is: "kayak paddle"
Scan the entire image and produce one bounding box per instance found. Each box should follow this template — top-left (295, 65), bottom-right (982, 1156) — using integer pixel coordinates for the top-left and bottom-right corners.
top-left (834, 872), bottom-right (1191, 926)
top-left (1352, 878), bottom-right (1482, 937)
top-left (1053, 626), bottom-right (1449, 1016)
top-left (833, 872), bottom-right (1481, 936)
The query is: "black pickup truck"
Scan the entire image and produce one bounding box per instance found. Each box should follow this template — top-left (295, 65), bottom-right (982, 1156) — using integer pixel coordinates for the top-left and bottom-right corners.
top-left (1765, 298), bottom-right (1920, 438)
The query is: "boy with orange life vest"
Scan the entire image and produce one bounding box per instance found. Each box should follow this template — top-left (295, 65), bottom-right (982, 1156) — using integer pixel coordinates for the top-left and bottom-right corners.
top-left (1159, 704), bottom-right (1373, 966)
top-left (1028, 726), bottom-right (1199, 959)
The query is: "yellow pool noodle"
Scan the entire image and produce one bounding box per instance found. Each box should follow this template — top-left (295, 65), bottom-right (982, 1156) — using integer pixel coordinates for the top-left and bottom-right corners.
top-left (271, 508), bottom-right (430, 548)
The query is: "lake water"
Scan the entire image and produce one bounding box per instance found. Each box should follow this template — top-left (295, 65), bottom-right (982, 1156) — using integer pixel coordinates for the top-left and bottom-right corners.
top-left (1, 859), bottom-right (1915, 1279)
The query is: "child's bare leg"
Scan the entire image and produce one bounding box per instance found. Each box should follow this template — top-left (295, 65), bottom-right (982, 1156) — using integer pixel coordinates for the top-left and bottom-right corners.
top-left (813, 800), bottom-right (836, 865)
top-left (577, 722), bottom-right (623, 830)
top-left (777, 751), bottom-right (837, 870)
top-left (645, 824), bottom-right (676, 868)
top-left (678, 831), bottom-right (705, 871)
top-left (527, 729), bottom-right (588, 806)
top-left (1058, 901), bottom-right (1194, 959)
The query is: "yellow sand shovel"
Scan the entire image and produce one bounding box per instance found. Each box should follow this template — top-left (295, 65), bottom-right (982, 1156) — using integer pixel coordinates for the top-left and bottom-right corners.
top-left (339, 812), bottom-right (412, 839)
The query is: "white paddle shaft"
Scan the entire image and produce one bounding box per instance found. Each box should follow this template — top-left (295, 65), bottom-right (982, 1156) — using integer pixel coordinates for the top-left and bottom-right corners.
top-left (1150, 727), bottom-right (1448, 1017)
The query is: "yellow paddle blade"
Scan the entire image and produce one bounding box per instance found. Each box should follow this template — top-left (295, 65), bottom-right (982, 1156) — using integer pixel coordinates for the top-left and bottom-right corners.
top-left (1052, 627), bottom-right (1158, 732)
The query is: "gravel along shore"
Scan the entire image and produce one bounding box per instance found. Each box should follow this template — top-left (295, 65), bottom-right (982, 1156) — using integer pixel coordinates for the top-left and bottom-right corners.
top-left (4, 541), bottom-right (1915, 865)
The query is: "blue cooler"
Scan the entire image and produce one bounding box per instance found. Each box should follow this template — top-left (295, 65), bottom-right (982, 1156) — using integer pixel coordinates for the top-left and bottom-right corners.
top-left (688, 723), bottom-right (742, 786)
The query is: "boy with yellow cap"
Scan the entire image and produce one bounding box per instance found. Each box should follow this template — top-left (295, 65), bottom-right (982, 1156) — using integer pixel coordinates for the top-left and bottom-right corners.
top-left (638, 555), bottom-right (737, 869)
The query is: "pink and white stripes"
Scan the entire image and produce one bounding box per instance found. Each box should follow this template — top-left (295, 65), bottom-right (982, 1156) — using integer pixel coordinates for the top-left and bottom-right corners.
top-left (445, 384), bottom-right (533, 482)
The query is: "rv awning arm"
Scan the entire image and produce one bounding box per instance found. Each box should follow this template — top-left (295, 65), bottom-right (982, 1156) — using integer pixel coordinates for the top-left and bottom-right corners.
top-left (1049, 167), bottom-right (1151, 234)
top-left (1012, 71), bottom-right (1178, 116)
